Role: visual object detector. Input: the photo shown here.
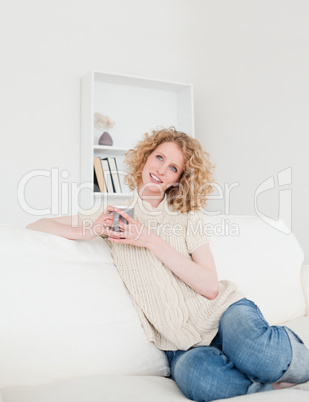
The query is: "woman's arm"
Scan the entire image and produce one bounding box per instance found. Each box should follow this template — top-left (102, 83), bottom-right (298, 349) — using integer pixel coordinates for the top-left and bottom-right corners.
top-left (26, 215), bottom-right (84, 240)
top-left (105, 206), bottom-right (219, 299)
top-left (26, 212), bottom-right (114, 240)
top-left (148, 238), bottom-right (218, 300)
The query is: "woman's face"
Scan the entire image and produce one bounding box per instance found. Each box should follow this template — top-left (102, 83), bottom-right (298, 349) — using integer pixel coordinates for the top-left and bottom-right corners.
top-left (140, 141), bottom-right (185, 196)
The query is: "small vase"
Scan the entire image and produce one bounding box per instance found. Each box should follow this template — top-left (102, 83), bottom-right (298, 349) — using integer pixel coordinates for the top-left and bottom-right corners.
top-left (99, 132), bottom-right (113, 146)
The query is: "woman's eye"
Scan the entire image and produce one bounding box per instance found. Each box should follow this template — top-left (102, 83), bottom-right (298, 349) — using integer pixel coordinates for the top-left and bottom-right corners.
top-left (155, 155), bottom-right (177, 172)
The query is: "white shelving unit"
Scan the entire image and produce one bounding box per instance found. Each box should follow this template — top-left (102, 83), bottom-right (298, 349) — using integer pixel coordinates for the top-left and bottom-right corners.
top-left (80, 71), bottom-right (194, 210)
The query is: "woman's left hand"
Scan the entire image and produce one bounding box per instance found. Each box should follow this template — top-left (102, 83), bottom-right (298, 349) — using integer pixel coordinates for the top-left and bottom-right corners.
top-left (105, 206), bottom-right (156, 248)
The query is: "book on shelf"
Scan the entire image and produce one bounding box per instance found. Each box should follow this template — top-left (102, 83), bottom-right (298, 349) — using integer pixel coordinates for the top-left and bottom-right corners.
top-left (101, 158), bottom-right (115, 193)
top-left (94, 157), bottom-right (122, 193)
top-left (106, 157), bottom-right (122, 193)
top-left (93, 157), bottom-right (107, 192)
top-left (93, 167), bottom-right (100, 192)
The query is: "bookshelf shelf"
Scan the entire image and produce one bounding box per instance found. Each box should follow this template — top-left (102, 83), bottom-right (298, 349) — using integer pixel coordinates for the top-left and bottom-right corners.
top-left (93, 145), bottom-right (129, 154)
top-left (80, 70), bottom-right (194, 210)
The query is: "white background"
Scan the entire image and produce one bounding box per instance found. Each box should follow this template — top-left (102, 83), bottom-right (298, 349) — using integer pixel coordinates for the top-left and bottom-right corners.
top-left (0, 0), bottom-right (308, 262)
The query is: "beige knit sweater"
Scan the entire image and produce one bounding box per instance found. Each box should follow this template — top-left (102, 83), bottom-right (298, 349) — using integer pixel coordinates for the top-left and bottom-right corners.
top-left (79, 191), bottom-right (244, 351)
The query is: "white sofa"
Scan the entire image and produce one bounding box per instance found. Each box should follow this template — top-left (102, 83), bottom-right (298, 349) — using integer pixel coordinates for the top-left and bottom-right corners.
top-left (0, 215), bottom-right (308, 402)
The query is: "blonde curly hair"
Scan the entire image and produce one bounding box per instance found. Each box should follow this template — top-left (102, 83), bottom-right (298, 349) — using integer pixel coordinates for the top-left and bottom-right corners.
top-left (124, 127), bottom-right (215, 213)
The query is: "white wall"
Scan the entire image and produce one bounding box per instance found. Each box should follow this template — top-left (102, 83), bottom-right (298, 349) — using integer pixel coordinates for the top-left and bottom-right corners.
top-left (189, 0), bottom-right (309, 262)
top-left (0, 0), bottom-right (308, 261)
top-left (0, 0), bottom-right (193, 222)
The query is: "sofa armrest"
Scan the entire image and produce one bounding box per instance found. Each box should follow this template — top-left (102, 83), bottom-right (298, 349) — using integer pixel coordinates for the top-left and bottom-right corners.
top-left (301, 264), bottom-right (309, 316)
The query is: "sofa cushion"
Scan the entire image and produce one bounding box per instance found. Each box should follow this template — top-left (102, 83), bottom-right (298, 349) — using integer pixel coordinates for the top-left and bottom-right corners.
top-left (1, 374), bottom-right (309, 402)
top-left (0, 225), bottom-right (169, 388)
top-left (206, 215), bottom-right (306, 325)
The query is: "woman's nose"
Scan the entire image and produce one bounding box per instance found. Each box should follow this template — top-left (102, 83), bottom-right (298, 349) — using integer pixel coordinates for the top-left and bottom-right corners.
top-left (156, 167), bottom-right (165, 176)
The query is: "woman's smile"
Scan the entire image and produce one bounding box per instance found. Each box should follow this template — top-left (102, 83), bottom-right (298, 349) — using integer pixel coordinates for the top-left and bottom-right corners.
top-left (149, 173), bottom-right (163, 183)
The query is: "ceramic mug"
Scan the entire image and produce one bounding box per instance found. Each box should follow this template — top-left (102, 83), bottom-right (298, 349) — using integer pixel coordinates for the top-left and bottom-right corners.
top-left (110, 207), bottom-right (134, 232)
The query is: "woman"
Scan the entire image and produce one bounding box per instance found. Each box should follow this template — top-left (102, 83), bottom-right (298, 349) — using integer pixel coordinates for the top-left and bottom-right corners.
top-left (27, 127), bottom-right (309, 401)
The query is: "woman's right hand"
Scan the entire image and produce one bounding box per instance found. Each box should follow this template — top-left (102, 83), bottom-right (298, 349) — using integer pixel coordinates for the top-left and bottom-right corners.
top-left (83, 211), bottom-right (115, 240)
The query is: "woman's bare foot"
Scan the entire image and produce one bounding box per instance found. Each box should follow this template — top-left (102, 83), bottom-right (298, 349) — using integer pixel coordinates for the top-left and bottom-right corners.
top-left (272, 382), bottom-right (296, 390)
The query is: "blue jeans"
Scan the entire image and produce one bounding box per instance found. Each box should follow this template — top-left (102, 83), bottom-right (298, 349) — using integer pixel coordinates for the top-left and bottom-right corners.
top-left (165, 298), bottom-right (309, 402)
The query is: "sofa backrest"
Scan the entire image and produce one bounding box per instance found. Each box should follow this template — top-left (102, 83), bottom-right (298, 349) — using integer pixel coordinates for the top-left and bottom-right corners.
top-left (205, 214), bottom-right (306, 324)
